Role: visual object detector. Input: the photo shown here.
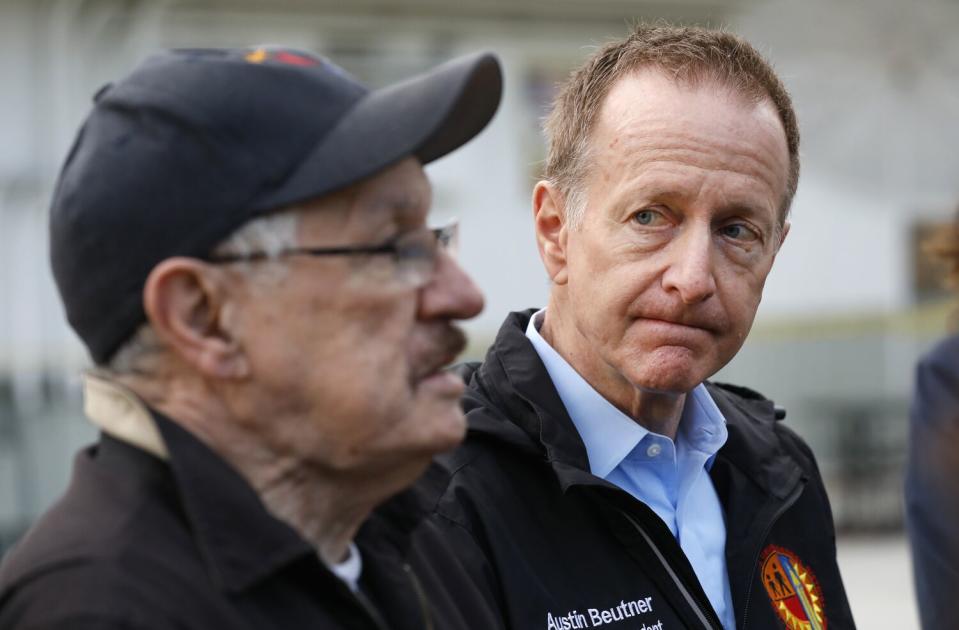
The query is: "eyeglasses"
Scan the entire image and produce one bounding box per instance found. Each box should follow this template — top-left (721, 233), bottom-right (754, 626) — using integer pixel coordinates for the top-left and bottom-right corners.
top-left (206, 220), bottom-right (459, 287)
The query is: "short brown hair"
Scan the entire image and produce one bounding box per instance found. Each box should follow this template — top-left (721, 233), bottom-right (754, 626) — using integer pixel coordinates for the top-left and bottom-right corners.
top-left (543, 23), bottom-right (800, 224)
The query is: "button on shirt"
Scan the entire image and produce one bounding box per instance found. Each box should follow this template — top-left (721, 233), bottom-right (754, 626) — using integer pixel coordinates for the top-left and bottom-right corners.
top-left (526, 310), bottom-right (736, 629)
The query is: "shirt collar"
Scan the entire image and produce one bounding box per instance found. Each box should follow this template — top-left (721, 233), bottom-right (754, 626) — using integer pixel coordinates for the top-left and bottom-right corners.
top-left (525, 309), bottom-right (727, 476)
top-left (526, 310), bottom-right (647, 477)
top-left (680, 383), bottom-right (729, 469)
top-left (328, 542), bottom-right (363, 592)
top-left (84, 373), bottom-right (168, 460)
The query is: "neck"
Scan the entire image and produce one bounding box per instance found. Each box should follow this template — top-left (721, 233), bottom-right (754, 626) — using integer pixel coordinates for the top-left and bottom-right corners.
top-left (246, 461), bottom-right (375, 565)
top-left (539, 298), bottom-right (686, 440)
top-left (122, 373), bottom-right (375, 565)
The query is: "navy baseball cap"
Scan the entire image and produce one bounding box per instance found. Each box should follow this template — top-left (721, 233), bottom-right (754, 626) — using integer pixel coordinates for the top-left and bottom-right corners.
top-left (49, 47), bottom-right (502, 364)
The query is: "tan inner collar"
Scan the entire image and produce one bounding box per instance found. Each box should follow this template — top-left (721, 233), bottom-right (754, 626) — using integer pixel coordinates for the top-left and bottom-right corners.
top-left (83, 373), bottom-right (169, 460)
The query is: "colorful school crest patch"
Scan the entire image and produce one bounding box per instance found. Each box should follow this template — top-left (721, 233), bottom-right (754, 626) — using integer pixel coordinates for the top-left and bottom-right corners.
top-left (760, 545), bottom-right (827, 630)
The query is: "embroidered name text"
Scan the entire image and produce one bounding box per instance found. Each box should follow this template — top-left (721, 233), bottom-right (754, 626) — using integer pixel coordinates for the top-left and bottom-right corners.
top-left (547, 597), bottom-right (657, 628)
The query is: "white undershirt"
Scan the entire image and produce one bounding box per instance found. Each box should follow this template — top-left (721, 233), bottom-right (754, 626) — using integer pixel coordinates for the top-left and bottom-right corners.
top-left (327, 542), bottom-right (363, 592)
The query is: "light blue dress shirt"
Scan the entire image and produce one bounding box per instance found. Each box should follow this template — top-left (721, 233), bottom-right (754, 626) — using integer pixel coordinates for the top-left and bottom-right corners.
top-left (526, 309), bottom-right (736, 629)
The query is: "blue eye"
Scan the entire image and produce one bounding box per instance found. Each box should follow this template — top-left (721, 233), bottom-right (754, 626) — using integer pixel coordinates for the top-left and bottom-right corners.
top-left (634, 210), bottom-right (658, 225)
top-left (721, 223), bottom-right (758, 242)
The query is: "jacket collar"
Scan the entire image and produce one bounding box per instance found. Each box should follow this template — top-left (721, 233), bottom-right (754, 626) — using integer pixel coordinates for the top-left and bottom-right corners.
top-left (84, 376), bottom-right (438, 596)
top-left (705, 383), bottom-right (807, 616)
top-left (707, 384), bottom-right (804, 501)
top-left (468, 309), bottom-right (592, 476)
top-left (149, 412), bottom-right (317, 593)
top-left (468, 310), bottom-right (804, 501)
top-left (359, 462), bottom-right (444, 558)
top-left (83, 376), bottom-right (317, 593)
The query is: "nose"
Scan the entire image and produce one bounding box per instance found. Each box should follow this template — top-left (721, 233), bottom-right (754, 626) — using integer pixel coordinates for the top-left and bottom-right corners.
top-left (660, 226), bottom-right (716, 305)
top-left (418, 250), bottom-right (484, 321)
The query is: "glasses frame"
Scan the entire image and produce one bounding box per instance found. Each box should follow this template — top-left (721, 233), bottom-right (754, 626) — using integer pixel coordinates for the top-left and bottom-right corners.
top-left (206, 220), bottom-right (457, 264)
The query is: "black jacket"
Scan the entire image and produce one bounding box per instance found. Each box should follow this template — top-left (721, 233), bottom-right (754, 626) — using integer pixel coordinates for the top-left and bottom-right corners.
top-left (0, 411), bottom-right (498, 630)
top-left (419, 310), bottom-right (855, 630)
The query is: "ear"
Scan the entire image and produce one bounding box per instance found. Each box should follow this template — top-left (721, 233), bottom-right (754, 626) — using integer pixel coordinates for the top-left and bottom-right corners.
top-left (532, 181), bottom-right (570, 285)
top-left (142, 258), bottom-right (250, 380)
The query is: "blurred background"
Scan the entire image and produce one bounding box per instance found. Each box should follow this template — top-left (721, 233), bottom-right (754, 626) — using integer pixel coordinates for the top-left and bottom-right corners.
top-left (2, 0), bottom-right (958, 626)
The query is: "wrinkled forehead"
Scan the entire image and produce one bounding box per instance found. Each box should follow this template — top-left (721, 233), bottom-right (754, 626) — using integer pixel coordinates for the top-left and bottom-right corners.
top-left (292, 157), bottom-right (433, 242)
top-left (590, 71), bottom-right (789, 191)
top-left (597, 69), bottom-right (786, 146)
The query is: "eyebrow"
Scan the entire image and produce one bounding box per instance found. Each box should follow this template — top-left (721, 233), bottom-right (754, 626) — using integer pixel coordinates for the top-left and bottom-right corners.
top-left (711, 202), bottom-right (777, 235)
top-left (389, 195), bottom-right (430, 225)
top-left (355, 194), bottom-right (429, 240)
top-left (712, 200), bottom-right (774, 220)
top-left (358, 187), bottom-right (424, 213)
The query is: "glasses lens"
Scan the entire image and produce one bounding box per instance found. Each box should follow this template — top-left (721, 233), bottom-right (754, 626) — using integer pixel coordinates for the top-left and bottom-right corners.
top-left (394, 221), bottom-right (458, 287)
top-left (394, 228), bottom-right (437, 287)
top-left (436, 221), bottom-right (459, 258)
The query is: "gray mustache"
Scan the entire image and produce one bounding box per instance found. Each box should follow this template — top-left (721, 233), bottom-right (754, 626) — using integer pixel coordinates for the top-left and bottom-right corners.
top-left (412, 325), bottom-right (468, 383)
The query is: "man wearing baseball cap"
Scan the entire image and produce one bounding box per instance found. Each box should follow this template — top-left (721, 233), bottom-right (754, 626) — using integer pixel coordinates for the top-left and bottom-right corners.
top-left (0, 46), bottom-right (501, 629)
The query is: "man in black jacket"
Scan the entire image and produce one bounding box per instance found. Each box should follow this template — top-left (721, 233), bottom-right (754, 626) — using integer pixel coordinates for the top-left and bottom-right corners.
top-left (0, 47), bottom-right (502, 629)
top-left (420, 24), bottom-right (855, 630)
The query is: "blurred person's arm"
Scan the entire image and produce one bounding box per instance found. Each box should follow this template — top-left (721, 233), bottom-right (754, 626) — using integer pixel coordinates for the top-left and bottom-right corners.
top-left (906, 335), bottom-right (959, 629)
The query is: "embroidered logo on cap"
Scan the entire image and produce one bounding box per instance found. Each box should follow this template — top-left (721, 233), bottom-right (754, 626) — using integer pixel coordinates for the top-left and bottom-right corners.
top-left (244, 47), bottom-right (320, 67)
top-left (760, 545), bottom-right (826, 630)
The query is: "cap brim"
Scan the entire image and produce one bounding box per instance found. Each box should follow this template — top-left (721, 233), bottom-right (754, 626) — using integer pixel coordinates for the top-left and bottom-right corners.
top-left (255, 52), bottom-right (502, 212)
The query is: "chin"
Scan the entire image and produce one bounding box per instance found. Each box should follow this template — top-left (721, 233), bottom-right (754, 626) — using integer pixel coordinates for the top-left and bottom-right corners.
top-left (625, 354), bottom-right (712, 394)
top-left (633, 376), bottom-right (700, 395)
top-left (415, 383), bottom-right (468, 430)
top-left (426, 409), bottom-right (469, 453)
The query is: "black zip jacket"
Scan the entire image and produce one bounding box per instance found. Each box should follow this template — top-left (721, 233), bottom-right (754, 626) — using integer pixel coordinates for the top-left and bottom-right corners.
top-left (418, 310), bottom-right (855, 630)
top-left (0, 411), bottom-right (499, 630)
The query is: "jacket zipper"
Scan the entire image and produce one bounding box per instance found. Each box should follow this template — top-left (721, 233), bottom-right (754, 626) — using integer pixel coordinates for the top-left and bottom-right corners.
top-left (351, 588), bottom-right (391, 630)
top-left (739, 481), bottom-right (805, 630)
top-left (620, 510), bottom-right (720, 630)
top-left (403, 562), bottom-right (435, 630)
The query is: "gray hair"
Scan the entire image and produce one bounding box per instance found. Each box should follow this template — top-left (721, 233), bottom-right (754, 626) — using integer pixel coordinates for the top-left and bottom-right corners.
top-left (554, 141), bottom-right (593, 228)
top-left (211, 208), bottom-right (300, 277)
top-left (102, 210), bottom-right (301, 374)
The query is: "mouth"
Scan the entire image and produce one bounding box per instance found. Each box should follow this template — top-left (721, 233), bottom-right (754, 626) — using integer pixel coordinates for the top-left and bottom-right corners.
top-left (631, 316), bottom-right (721, 350)
top-left (639, 316), bottom-right (714, 333)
